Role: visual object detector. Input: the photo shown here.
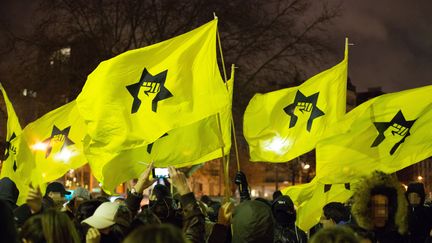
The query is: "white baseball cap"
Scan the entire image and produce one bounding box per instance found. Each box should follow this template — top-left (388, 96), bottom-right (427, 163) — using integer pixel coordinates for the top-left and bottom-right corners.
top-left (82, 202), bottom-right (119, 229)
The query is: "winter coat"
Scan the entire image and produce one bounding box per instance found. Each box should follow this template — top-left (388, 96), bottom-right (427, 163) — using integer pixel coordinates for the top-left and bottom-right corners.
top-left (0, 177), bottom-right (19, 210)
top-left (351, 171), bottom-right (409, 243)
top-left (273, 223), bottom-right (307, 243)
top-left (407, 205), bottom-right (432, 243)
top-left (231, 200), bottom-right (274, 243)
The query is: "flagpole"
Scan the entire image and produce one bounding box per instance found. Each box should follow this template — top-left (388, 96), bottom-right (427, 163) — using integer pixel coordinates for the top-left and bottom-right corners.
top-left (216, 112), bottom-right (231, 200)
top-left (215, 16), bottom-right (241, 172)
top-left (228, 65), bottom-right (241, 172)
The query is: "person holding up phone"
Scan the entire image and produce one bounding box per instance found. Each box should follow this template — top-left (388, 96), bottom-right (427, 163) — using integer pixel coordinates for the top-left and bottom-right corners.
top-left (121, 163), bottom-right (205, 243)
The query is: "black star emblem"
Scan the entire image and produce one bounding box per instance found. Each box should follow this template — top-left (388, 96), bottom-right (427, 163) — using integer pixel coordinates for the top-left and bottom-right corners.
top-left (4, 132), bottom-right (16, 161)
top-left (146, 133), bottom-right (169, 154)
top-left (4, 132), bottom-right (18, 171)
top-left (371, 110), bottom-right (416, 155)
top-left (43, 125), bottom-right (75, 158)
top-left (126, 68), bottom-right (173, 113)
top-left (283, 90), bottom-right (325, 132)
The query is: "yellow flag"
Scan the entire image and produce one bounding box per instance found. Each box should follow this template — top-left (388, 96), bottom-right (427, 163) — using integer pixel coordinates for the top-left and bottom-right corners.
top-left (282, 180), bottom-right (353, 231)
top-left (189, 67), bottom-right (234, 163)
top-left (21, 101), bottom-right (88, 183)
top-left (86, 67), bottom-right (235, 193)
top-left (244, 39), bottom-right (348, 162)
top-left (76, 19), bottom-right (229, 153)
top-left (0, 84), bottom-right (31, 204)
top-left (316, 85), bottom-right (432, 184)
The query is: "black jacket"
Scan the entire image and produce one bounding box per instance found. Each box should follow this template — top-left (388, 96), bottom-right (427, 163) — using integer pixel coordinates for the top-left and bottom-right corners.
top-left (0, 177), bottom-right (19, 210)
top-left (407, 205), bottom-right (432, 243)
top-left (273, 223), bottom-right (307, 243)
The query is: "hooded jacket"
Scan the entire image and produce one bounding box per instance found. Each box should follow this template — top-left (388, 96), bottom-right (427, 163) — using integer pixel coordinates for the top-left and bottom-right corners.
top-left (405, 182), bottom-right (432, 243)
top-left (406, 182), bottom-right (426, 205)
top-left (0, 177), bottom-right (19, 210)
top-left (231, 200), bottom-right (274, 243)
top-left (351, 171), bottom-right (408, 243)
top-left (272, 196), bottom-right (307, 243)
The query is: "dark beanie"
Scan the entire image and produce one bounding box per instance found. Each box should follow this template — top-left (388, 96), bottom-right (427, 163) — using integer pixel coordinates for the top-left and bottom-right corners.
top-left (406, 182), bottom-right (425, 204)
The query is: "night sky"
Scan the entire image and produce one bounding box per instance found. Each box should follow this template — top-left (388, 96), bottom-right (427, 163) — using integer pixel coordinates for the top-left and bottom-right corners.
top-left (0, 0), bottom-right (431, 93)
top-left (327, 0), bottom-right (432, 92)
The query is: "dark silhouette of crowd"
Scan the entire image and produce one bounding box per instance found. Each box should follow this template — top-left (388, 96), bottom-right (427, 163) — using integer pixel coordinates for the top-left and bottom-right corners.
top-left (1, 168), bottom-right (432, 243)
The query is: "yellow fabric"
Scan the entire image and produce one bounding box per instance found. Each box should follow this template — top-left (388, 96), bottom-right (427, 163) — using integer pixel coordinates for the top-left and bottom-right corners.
top-left (86, 71), bottom-right (234, 193)
top-left (244, 40), bottom-right (348, 162)
top-left (281, 178), bottom-right (317, 206)
top-left (21, 101), bottom-right (88, 184)
top-left (0, 84), bottom-right (30, 204)
top-left (191, 69), bottom-right (234, 163)
top-left (282, 179), bottom-right (354, 231)
top-left (316, 85), bottom-right (432, 184)
top-left (76, 19), bottom-right (229, 153)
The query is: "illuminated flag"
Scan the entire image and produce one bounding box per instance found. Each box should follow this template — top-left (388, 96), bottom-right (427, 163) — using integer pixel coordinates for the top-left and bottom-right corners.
top-left (86, 69), bottom-right (235, 193)
top-left (316, 85), bottom-right (432, 184)
top-left (243, 39), bottom-right (348, 162)
top-left (21, 101), bottom-right (87, 183)
top-left (0, 83), bottom-right (33, 204)
top-left (76, 19), bottom-right (229, 153)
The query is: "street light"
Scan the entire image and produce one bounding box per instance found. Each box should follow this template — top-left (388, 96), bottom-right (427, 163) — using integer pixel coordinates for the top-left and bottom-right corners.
top-left (418, 176), bottom-right (423, 181)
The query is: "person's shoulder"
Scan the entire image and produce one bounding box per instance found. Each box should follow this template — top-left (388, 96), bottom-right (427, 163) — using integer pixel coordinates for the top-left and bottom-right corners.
top-left (13, 204), bottom-right (32, 225)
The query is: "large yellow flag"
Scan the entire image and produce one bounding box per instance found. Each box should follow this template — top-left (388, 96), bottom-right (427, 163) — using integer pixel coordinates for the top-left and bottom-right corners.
top-left (76, 19), bottom-right (229, 152)
top-left (21, 101), bottom-right (88, 183)
top-left (0, 84), bottom-right (33, 204)
top-left (243, 40), bottom-right (348, 162)
top-left (282, 179), bottom-right (353, 231)
top-left (316, 85), bottom-right (432, 184)
top-left (86, 70), bottom-right (235, 193)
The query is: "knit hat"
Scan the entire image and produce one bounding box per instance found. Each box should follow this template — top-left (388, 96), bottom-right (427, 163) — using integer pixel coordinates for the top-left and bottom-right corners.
top-left (406, 182), bottom-right (426, 204)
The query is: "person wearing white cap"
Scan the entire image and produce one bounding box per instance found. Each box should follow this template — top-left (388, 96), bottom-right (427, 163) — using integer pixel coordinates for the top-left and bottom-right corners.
top-left (82, 201), bottom-right (132, 243)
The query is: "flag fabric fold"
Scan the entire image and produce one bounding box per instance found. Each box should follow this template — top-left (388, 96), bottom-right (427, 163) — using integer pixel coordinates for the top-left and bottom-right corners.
top-left (243, 39), bottom-right (348, 162)
top-left (316, 85), bottom-right (432, 184)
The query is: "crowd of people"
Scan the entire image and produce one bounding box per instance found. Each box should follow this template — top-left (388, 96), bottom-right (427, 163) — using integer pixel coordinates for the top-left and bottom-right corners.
top-left (1, 166), bottom-right (432, 243)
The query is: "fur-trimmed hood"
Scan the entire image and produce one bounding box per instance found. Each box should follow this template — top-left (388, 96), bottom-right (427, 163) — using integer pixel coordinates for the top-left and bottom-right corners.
top-left (351, 171), bottom-right (408, 235)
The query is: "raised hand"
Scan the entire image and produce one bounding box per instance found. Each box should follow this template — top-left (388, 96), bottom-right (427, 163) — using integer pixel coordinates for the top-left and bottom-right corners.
top-left (86, 227), bottom-right (101, 243)
top-left (168, 166), bottom-right (191, 195)
top-left (134, 161), bottom-right (156, 194)
top-left (27, 184), bottom-right (42, 214)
